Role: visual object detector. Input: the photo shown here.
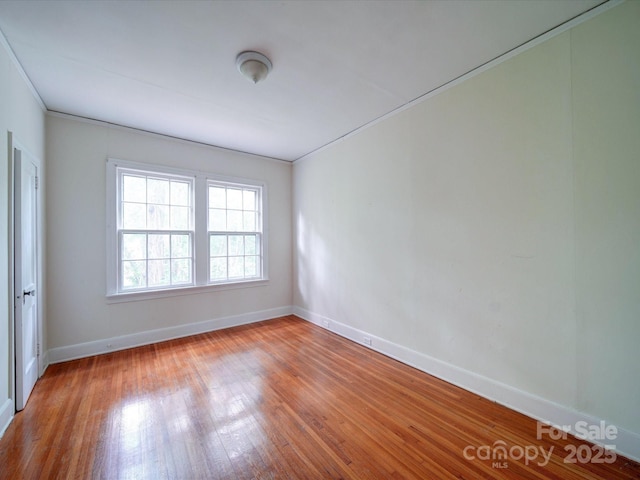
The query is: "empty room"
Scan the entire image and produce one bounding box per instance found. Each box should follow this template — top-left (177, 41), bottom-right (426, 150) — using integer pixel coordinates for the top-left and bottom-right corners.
top-left (0, 0), bottom-right (639, 478)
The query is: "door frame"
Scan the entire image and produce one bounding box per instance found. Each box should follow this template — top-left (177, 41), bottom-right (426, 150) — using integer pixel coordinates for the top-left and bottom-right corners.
top-left (8, 132), bottom-right (45, 411)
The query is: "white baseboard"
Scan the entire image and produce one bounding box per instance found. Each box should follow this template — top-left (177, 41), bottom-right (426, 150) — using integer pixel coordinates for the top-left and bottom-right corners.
top-left (40, 350), bottom-right (50, 377)
top-left (47, 306), bottom-right (293, 364)
top-left (293, 306), bottom-right (640, 463)
top-left (0, 398), bottom-right (14, 438)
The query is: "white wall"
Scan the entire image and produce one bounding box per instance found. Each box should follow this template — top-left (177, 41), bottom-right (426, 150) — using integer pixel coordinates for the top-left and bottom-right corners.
top-left (571, 2), bottom-right (640, 439)
top-left (0, 36), bottom-right (46, 434)
top-left (294, 0), bottom-right (639, 457)
top-left (45, 114), bottom-right (292, 355)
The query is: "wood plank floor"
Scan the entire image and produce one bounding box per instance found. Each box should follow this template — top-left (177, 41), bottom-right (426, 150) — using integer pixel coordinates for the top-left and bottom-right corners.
top-left (1, 315), bottom-right (638, 479)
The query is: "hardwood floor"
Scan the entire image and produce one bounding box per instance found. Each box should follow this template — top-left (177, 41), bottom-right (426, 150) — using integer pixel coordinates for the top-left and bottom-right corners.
top-left (1, 315), bottom-right (638, 479)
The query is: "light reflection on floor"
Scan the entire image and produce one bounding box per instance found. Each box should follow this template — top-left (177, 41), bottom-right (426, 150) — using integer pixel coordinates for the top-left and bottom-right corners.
top-left (98, 350), bottom-right (269, 478)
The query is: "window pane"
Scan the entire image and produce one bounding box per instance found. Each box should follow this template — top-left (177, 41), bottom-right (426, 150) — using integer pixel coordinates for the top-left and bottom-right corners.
top-left (228, 257), bottom-right (244, 278)
top-left (170, 206), bottom-right (190, 230)
top-left (244, 235), bottom-right (256, 255)
top-left (171, 181), bottom-right (190, 206)
top-left (148, 259), bottom-right (170, 286)
top-left (148, 234), bottom-right (170, 259)
top-left (227, 189), bottom-right (242, 210)
top-left (210, 257), bottom-right (227, 281)
top-left (209, 209), bottom-right (226, 230)
top-left (229, 235), bottom-right (244, 256)
top-left (210, 235), bottom-right (227, 257)
top-left (243, 190), bottom-right (256, 210)
top-left (147, 178), bottom-right (169, 204)
top-left (245, 256), bottom-right (258, 277)
top-left (209, 186), bottom-right (226, 208)
top-left (171, 259), bottom-right (192, 284)
top-left (227, 210), bottom-right (242, 231)
top-left (123, 203), bottom-right (146, 229)
top-left (122, 260), bottom-right (146, 289)
top-left (243, 212), bottom-right (256, 232)
top-left (147, 204), bottom-right (170, 230)
top-left (122, 233), bottom-right (146, 260)
top-left (171, 234), bottom-right (191, 258)
top-left (123, 175), bottom-right (146, 203)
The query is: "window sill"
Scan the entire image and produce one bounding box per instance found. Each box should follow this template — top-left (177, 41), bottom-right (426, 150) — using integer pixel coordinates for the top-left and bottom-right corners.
top-left (106, 278), bottom-right (269, 304)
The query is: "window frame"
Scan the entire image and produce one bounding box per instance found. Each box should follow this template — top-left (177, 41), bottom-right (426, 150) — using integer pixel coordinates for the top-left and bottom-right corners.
top-left (207, 180), bottom-right (264, 284)
top-left (117, 167), bottom-right (196, 292)
top-left (106, 158), bottom-right (268, 303)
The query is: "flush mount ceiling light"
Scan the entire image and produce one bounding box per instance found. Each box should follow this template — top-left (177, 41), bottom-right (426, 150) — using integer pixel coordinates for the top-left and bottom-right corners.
top-left (236, 51), bottom-right (272, 84)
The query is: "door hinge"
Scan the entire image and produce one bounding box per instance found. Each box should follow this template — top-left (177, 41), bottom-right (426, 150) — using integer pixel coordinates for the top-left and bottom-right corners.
top-left (37, 343), bottom-right (40, 356)
top-left (35, 176), bottom-right (39, 189)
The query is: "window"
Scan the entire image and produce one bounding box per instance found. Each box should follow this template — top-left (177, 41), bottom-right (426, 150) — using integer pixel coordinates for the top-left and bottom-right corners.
top-left (107, 159), bottom-right (266, 300)
top-left (208, 183), bottom-right (262, 282)
top-left (119, 170), bottom-right (194, 290)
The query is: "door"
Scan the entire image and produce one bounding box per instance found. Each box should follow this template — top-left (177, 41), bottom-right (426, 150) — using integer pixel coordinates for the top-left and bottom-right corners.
top-left (14, 146), bottom-right (39, 411)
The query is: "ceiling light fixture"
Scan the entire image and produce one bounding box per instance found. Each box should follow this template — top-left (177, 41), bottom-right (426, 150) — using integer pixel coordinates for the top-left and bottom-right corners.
top-left (236, 51), bottom-right (272, 84)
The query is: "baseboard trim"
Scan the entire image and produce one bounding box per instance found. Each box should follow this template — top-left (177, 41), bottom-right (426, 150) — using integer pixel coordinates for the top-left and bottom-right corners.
top-left (0, 398), bottom-right (14, 439)
top-left (48, 306), bottom-right (293, 364)
top-left (293, 306), bottom-right (640, 463)
top-left (40, 350), bottom-right (49, 376)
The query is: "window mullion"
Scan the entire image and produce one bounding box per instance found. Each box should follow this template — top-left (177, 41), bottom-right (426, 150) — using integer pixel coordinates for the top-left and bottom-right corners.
top-left (194, 175), bottom-right (208, 286)
top-left (145, 232), bottom-right (150, 289)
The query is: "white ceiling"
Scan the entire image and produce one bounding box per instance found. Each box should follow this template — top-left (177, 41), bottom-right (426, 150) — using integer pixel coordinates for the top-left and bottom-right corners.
top-left (0, 0), bottom-right (604, 161)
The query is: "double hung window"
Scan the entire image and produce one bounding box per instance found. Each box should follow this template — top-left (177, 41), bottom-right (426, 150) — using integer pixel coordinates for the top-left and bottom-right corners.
top-left (208, 182), bottom-right (262, 282)
top-left (107, 159), bottom-right (266, 300)
top-left (119, 169), bottom-right (194, 290)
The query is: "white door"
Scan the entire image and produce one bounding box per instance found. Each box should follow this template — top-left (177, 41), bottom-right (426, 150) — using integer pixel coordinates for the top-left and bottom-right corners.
top-left (14, 147), bottom-right (39, 411)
